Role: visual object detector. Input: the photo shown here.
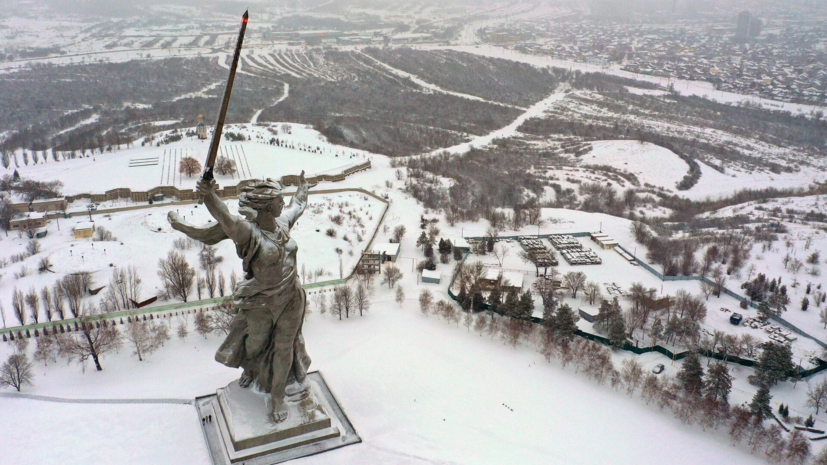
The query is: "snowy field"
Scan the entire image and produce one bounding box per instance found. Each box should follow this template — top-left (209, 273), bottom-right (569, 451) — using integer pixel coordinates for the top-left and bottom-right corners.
top-left (577, 140), bottom-right (687, 192)
top-left (0, 286), bottom-right (772, 465)
top-left (2, 124), bottom-right (372, 197)
top-left (0, 191), bottom-right (386, 325)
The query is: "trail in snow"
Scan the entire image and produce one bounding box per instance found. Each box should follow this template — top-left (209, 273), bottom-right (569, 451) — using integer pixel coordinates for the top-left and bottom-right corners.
top-left (417, 88), bottom-right (570, 158)
top-left (251, 82), bottom-right (289, 124)
top-left (171, 81), bottom-right (221, 102)
top-left (358, 51), bottom-right (526, 110)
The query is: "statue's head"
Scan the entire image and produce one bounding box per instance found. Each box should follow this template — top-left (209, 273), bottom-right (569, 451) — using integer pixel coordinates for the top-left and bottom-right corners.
top-left (239, 179), bottom-right (284, 219)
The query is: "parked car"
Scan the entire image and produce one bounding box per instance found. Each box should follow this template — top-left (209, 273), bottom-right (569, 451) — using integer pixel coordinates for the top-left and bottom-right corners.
top-left (652, 364), bottom-right (665, 375)
top-left (730, 313), bottom-right (743, 326)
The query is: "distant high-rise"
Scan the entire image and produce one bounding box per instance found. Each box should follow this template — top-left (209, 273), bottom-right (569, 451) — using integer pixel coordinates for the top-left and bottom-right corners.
top-left (736, 11), bottom-right (751, 39)
top-left (736, 11), bottom-right (762, 40)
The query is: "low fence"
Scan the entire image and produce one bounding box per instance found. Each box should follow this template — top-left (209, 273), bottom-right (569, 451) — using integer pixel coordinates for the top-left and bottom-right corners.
top-left (62, 161), bottom-right (371, 204)
top-left (456, 233), bottom-right (827, 378)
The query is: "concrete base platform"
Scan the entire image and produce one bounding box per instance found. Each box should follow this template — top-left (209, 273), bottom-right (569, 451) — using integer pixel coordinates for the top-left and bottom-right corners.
top-left (196, 372), bottom-right (360, 465)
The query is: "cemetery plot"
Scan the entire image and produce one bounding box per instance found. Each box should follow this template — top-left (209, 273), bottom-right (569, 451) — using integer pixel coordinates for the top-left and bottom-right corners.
top-left (518, 236), bottom-right (558, 267)
top-left (548, 235), bottom-right (602, 265)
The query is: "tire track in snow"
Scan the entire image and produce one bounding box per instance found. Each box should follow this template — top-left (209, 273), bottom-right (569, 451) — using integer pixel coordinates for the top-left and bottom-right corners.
top-left (0, 392), bottom-right (193, 405)
top-left (358, 51), bottom-right (525, 110)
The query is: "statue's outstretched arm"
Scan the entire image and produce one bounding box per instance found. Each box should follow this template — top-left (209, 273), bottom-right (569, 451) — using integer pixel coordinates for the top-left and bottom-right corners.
top-left (280, 171), bottom-right (310, 229)
top-left (200, 179), bottom-right (252, 244)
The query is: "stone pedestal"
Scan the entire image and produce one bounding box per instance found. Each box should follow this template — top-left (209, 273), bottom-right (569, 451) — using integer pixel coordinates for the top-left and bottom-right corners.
top-left (197, 372), bottom-right (360, 465)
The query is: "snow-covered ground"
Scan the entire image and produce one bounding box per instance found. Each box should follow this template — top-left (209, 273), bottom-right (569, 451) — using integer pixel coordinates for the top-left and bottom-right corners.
top-left (2, 124), bottom-right (372, 197)
top-left (0, 191), bottom-right (385, 325)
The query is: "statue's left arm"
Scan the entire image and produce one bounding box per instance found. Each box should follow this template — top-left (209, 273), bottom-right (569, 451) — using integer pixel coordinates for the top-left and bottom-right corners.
top-left (280, 171), bottom-right (310, 229)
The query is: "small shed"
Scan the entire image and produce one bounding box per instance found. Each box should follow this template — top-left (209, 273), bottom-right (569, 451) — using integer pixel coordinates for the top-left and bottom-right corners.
top-left (372, 243), bottom-right (400, 263)
top-left (10, 212), bottom-right (47, 232)
top-left (73, 221), bottom-right (96, 239)
top-left (502, 271), bottom-right (525, 293)
top-left (480, 268), bottom-right (502, 290)
top-left (445, 236), bottom-right (471, 253)
top-left (579, 308), bottom-right (597, 323)
top-left (421, 269), bottom-right (441, 284)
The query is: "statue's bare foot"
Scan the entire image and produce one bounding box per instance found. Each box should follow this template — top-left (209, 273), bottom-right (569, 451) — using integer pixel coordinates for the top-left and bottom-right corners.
top-left (272, 399), bottom-right (289, 423)
top-left (239, 371), bottom-right (253, 388)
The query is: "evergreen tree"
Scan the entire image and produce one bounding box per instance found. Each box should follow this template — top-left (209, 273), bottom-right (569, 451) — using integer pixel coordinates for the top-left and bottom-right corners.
top-left (703, 362), bottom-right (733, 404)
top-left (487, 236), bottom-right (494, 253)
top-left (453, 247), bottom-right (463, 261)
top-left (607, 313), bottom-right (627, 350)
top-left (457, 286), bottom-right (470, 311)
top-left (424, 243), bottom-right (434, 259)
top-left (750, 342), bottom-right (795, 386)
top-left (648, 318), bottom-right (664, 346)
top-left (416, 231), bottom-right (428, 249)
top-left (758, 301), bottom-right (772, 320)
top-left (594, 299), bottom-right (615, 333)
top-left (806, 415), bottom-right (815, 428)
top-left (807, 283), bottom-right (812, 295)
top-left (750, 385), bottom-right (773, 420)
top-left (438, 239), bottom-right (452, 256)
top-left (677, 351), bottom-right (705, 396)
top-left (502, 290), bottom-right (519, 318)
top-left (488, 287), bottom-right (502, 313)
top-left (516, 291), bottom-right (534, 321)
top-left (802, 297), bottom-right (810, 311)
top-left (554, 304), bottom-right (579, 343)
top-left (472, 292), bottom-right (486, 313)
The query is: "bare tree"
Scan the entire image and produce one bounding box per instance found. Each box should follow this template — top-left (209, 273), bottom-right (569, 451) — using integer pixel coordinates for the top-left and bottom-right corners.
top-left (40, 286), bottom-right (53, 321)
top-left (57, 305), bottom-right (122, 372)
top-left (353, 281), bottom-right (371, 316)
top-left (33, 333), bottom-right (58, 366)
top-left (194, 311), bottom-right (212, 338)
top-left (51, 283), bottom-right (65, 320)
top-left (215, 155), bottom-right (237, 177)
top-left (699, 280), bottom-right (714, 301)
top-left (381, 264), bottom-right (403, 289)
top-left (583, 281), bottom-right (602, 306)
top-left (209, 301), bottom-right (236, 335)
top-left (11, 287), bottom-right (25, 326)
top-left (332, 286), bottom-right (354, 319)
top-left (621, 358), bottom-right (645, 395)
top-left (176, 320), bottom-right (189, 340)
top-left (419, 289), bottom-right (434, 317)
top-left (564, 271), bottom-right (587, 298)
top-left (179, 156), bottom-right (202, 177)
top-left (392, 225), bottom-right (407, 243)
top-left (158, 250), bottom-right (195, 302)
top-left (395, 285), bottom-right (405, 307)
top-left (0, 353), bottom-right (34, 392)
top-left (492, 243), bottom-right (510, 267)
top-left (807, 379), bottom-right (827, 415)
top-left (24, 287), bottom-right (39, 324)
top-left (58, 272), bottom-right (93, 318)
top-left (712, 267), bottom-right (728, 298)
top-left (199, 245), bottom-right (222, 298)
top-left (124, 320), bottom-right (170, 361)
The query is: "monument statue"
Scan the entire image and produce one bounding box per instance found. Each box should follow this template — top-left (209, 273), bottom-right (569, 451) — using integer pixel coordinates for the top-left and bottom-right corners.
top-left (167, 173), bottom-right (312, 423)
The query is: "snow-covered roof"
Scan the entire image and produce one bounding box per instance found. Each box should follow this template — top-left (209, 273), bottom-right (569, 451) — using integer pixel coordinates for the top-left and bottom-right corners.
top-left (373, 243), bottom-right (400, 257)
top-left (484, 268), bottom-right (501, 281)
top-left (445, 236), bottom-right (470, 248)
top-left (31, 197), bottom-right (65, 204)
top-left (502, 272), bottom-right (524, 289)
top-left (422, 269), bottom-right (441, 280)
top-left (13, 212), bottom-right (45, 220)
top-left (74, 221), bottom-right (95, 230)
